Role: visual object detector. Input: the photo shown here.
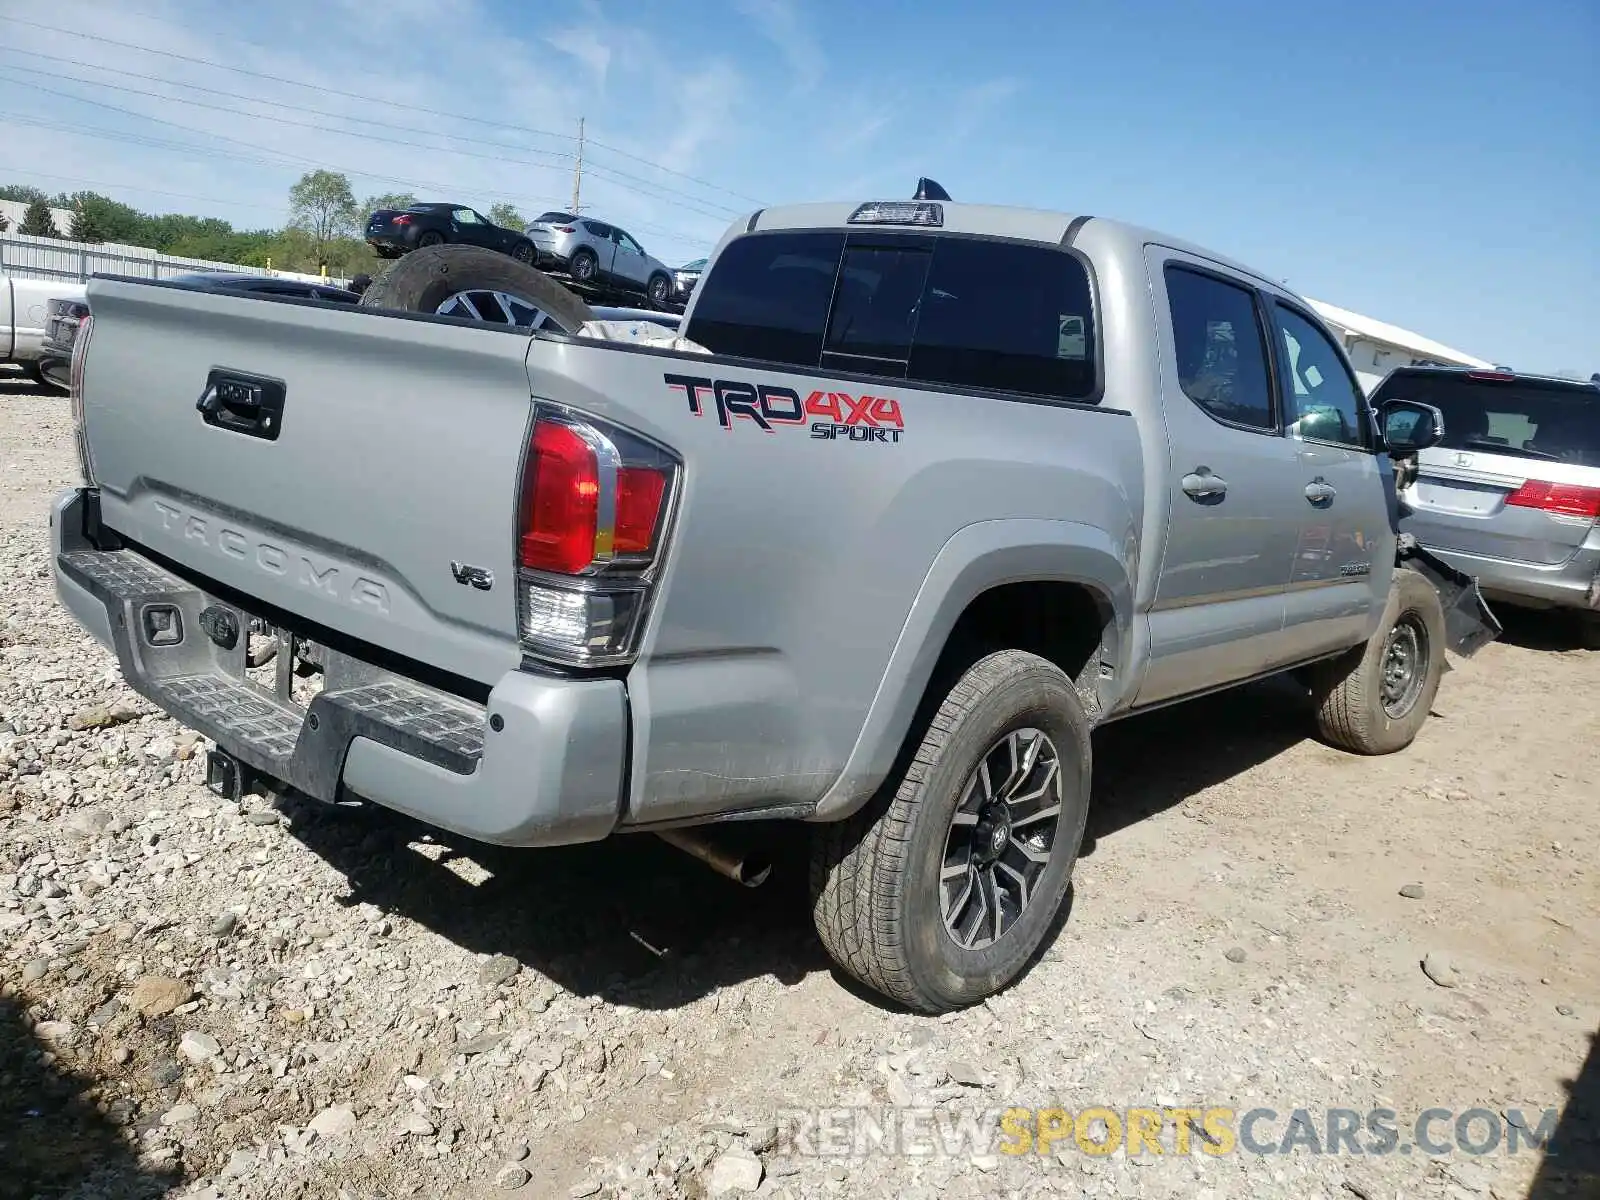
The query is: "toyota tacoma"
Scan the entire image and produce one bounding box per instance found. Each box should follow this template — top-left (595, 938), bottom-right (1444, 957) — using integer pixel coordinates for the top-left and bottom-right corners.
top-left (51, 194), bottom-right (1498, 1012)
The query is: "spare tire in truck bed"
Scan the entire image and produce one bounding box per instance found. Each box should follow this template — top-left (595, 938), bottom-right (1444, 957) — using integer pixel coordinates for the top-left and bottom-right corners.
top-left (359, 243), bottom-right (594, 332)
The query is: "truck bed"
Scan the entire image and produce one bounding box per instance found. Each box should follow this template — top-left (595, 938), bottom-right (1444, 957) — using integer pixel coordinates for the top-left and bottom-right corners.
top-left (65, 273), bottom-right (1143, 838)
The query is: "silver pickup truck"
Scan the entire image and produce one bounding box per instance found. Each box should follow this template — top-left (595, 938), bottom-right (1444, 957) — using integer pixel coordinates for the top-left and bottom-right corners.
top-left (51, 196), bottom-right (1498, 1012)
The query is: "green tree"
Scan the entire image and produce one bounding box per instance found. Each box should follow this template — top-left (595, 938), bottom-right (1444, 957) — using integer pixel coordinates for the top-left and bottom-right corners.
top-left (19, 199), bottom-right (59, 237)
top-left (288, 170), bottom-right (358, 264)
top-left (0, 211), bottom-right (9, 234)
top-left (64, 192), bottom-right (143, 244)
top-left (488, 203), bottom-right (525, 230)
top-left (69, 203), bottom-right (106, 243)
top-left (0, 184), bottom-right (48, 205)
top-left (362, 191), bottom-right (415, 216)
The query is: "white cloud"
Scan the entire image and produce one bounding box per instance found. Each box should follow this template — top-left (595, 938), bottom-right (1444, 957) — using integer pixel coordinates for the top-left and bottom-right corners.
top-left (545, 25), bottom-right (613, 87)
top-left (732, 0), bottom-right (823, 92)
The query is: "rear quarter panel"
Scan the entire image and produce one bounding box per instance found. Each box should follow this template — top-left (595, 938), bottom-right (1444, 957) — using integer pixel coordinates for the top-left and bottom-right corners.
top-left (523, 336), bottom-right (1144, 825)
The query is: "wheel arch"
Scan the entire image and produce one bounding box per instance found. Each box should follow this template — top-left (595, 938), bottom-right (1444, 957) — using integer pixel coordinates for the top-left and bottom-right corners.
top-left (810, 519), bottom-right (1132, 822)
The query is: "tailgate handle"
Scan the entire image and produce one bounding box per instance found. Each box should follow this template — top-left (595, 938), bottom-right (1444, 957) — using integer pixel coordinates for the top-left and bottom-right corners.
top-left (197, 369), bottom-right (286, 442)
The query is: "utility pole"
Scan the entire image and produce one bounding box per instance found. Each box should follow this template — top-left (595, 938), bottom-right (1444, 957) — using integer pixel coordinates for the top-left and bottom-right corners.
top-left (570, 116), bottom-right (585, 214)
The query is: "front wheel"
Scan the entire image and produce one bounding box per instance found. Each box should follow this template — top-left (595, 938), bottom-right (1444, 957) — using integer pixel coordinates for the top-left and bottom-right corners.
top-left (810, 650), bottom-right (1091, 1013)
top-left (1309, 566), bottom-right (1446, 754)
top-left (647, 273), bottom-right (671, 305)
top-left (510, 241), bottom-right (535, 264)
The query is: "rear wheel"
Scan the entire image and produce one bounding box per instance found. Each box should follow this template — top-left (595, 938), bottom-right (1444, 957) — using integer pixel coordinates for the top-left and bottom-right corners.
top-left (1579, 612), bottom-right (1600, 651)
top-left (358, 244), bottom-right (594, 333)
top-left (417, 230), bottom-right (445, 248)
top-left (570, 248), bottom-right (599, 283)
top-left (810, 650), bottom-right (1091, 1013)
top-left (647, 273), bottom-right (671, 305)
top-left (1309, 567), bottom-right (1446, 754)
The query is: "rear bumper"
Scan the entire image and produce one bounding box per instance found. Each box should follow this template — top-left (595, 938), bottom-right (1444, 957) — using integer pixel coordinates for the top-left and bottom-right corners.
top-left (365, 231), bottom-right (416, 253)
top-left (1417, 539), bottom-right (1600, 612)
top-left (50, 487), bottom-right (628, 847)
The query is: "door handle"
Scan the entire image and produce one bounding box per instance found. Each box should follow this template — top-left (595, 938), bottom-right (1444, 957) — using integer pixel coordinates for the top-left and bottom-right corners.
top-left (1304, 478), bottom-right (1337, 505)
top-left (1181, 469), bottom-right (1228, 501)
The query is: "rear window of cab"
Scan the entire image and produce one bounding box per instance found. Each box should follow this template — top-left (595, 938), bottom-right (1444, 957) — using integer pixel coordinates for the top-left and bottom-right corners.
top-left (685, 230), bottom-right (1098, 403)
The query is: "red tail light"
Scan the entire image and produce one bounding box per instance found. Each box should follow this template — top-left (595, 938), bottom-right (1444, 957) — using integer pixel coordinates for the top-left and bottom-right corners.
top-left (391, 214), bottom-right (412, 226)
top-left (1506, 480), bottom-right (1600, 520)
top-left (552, 225), bottom-right (575, 233)
top-left (520, 422), bottom-right (602, 574)
top-left (1467, 370), bottom-right (1516, 382)
top-left (514, 411), bottom-right (678, 666)
top-left (615, 467), bottom-right (667, 554)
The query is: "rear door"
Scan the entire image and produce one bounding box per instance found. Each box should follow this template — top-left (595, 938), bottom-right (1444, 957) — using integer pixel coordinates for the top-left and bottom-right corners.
top-left (1378, 371), bottom-right (1600, 566)
top-left (611, 229), bottom-right (651, 287)
top-left (582, 222), bottom-right (619, 277)
top-left (1138, 253), bottom-right (1308, 704)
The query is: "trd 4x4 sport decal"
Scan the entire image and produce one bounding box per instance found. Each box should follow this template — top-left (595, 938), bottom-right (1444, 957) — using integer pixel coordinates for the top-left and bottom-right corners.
top-left (664, 373), bottom-right (906, 443)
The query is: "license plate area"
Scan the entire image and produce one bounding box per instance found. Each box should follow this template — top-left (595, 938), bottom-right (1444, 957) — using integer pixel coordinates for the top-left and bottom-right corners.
top-left (236, 617), bottom-right (326, 712)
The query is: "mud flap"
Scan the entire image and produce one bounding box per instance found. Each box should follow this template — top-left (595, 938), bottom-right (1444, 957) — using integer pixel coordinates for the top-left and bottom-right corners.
top-left (1398, 537), bottom-right (1502, 659)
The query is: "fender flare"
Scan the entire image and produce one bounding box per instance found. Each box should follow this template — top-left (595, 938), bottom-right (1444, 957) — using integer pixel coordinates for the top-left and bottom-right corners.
top-left (809, 518), bottom-right (1134, 821)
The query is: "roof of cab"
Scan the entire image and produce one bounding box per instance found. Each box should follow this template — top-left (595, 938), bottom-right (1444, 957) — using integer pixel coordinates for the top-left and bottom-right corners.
top-left (745, 200), bottom-right (1283, 292)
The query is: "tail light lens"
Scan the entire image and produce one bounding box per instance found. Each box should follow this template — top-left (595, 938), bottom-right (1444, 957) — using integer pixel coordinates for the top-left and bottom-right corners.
top-left (392, 214), bottom-right (412, 226)
top-left (69, 311), bottom-right (96, 485)
top-left (552, 226), bottom-right (575, 233)
top-left (1506, 480), bottom-right (1600, 520)
top-left (515, 409), bottom-right (679, 666)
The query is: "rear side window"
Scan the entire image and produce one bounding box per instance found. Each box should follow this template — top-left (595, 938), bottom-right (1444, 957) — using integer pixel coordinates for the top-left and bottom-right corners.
top-left (686, 231), bottom-right (845, 367)
top-left (1373, 373), bottom-right (1600, 467)
top-left (1164, 266), bottom-right (1274, 430)
top-left (687, 231), bottom-right (1098, 401)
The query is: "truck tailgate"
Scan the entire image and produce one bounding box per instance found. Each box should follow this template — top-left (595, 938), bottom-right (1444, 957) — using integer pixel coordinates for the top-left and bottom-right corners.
top-left (78, 278), bottom-right (535, 686)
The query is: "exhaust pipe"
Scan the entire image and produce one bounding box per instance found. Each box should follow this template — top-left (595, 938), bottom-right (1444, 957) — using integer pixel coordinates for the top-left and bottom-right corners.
top-left (656, 828), bottom-right (772, 888)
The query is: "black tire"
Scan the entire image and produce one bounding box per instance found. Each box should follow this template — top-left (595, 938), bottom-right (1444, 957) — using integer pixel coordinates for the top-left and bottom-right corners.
top-left (417, 230), bottom-right (445, 248)
top-left (570, 248), bottom-right (598, 282)
top-left (510, 240), bottom-right (535, 264)
top-left (810, 650), bottom-right (1092, 1013)
top-left (647, 273), bottom-right (671, 305)
top-left (1309, 566), bottom-right (1446, 755)
top-left (1579, 612), bottom-right (1600, 651)
top-left (358, 244), bottom-right (594, 333)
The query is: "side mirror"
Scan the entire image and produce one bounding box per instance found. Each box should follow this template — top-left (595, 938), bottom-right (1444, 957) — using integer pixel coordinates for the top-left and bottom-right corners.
top-left (1379, 398), bottom-right (1445, 456)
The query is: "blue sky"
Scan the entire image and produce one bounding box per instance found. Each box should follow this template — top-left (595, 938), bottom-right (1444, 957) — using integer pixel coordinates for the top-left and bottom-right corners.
top-left (0, 0), bottom-right (1594, 372)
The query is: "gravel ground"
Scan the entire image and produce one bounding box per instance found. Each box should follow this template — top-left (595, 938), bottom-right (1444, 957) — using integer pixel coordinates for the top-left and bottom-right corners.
top-left (2, 369), bottom-right (1597, 1200)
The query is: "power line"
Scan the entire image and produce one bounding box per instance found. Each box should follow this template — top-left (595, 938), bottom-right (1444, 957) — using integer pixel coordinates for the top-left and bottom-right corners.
top-left (0, 164), bottom-right (285, 213)
top-left (0, 14), bottom-right (766, 207)
top-left (0, 60), bottom-right (746, 221)
top-left (4, 110), bottom-right (720, 249)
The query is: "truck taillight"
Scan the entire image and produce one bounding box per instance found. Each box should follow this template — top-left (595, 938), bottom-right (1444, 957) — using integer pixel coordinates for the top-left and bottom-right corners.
top-left (1506, 480), bottom-right (1600, 520)
top-left (515, 409), bottom-right (679, 666)
top-left (391, 214), bottom-right (412, 226)
top-left (69, 311), bottom-right (96, 485)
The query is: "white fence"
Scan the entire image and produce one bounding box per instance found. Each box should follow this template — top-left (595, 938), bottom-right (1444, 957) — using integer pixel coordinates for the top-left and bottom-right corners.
top-left (0, 230), bottom-right (349, 288)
